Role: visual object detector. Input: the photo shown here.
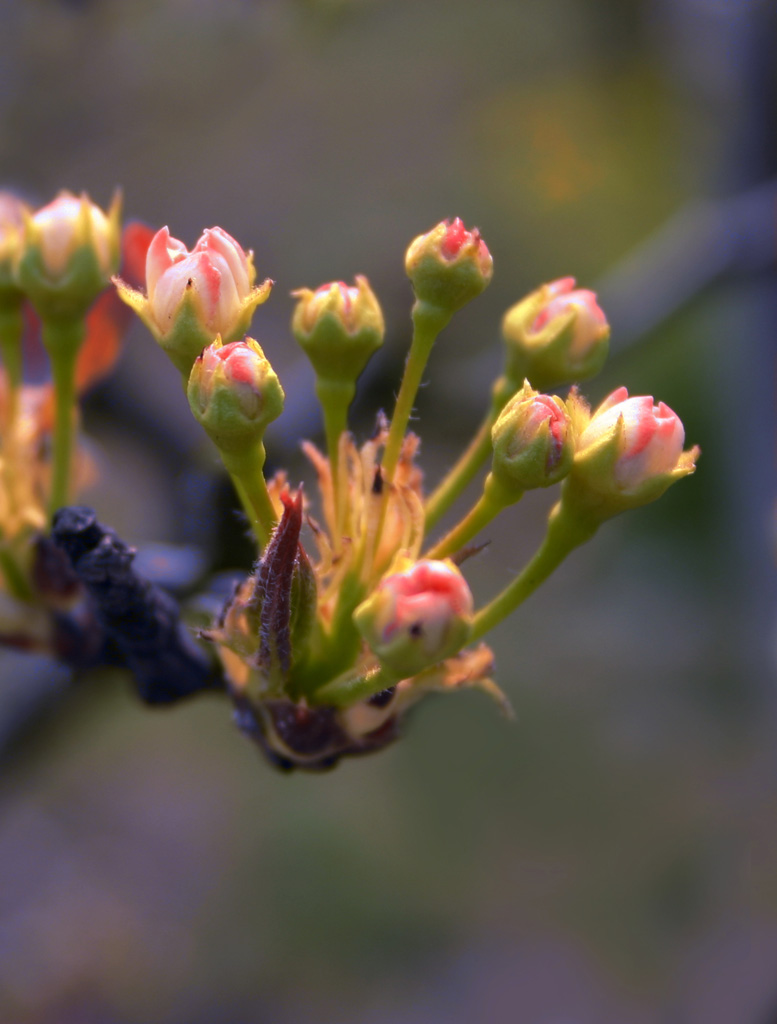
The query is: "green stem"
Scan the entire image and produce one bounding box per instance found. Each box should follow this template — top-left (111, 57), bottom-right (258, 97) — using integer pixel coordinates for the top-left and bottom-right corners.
top-left (294, 571), bottom-right (366, 695)
top-left (470, 498), bottom-right (599, 643)
top-left (310, 662), bottom-right (397, 708)
top-left (315, 377), bottom-right (355, 535)
top-left (423, 373), bottom-right (516, 533)
top-left (221, 442), bottom-right (277, 549)
top-left (424, 411), bottom-right (492, 533)
top-left (41, 318), bottom-right (84, 520)
top-left (230, 474), bottom-right (269, 548)
top-left (382, 301), bottom-right (449, 486)
top-left (0, 545), bottom-right (33, 602)
top-left (361, 301), bottom-right (449, 583)
top-left (425, 475), bottom-right (520, 560)
top-left (0, 302), bottom-right (25, 416)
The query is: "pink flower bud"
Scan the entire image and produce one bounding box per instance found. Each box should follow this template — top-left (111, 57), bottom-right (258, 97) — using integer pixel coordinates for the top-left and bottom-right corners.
top-left (15, 190), bottom-right (122, 319)
top-left (405, 218), bottom-right (493, 313)
top-left (146, 226), bottom-right (254, 338)
top-left (501, 277), bottom-right (610, 391)
top-left (530, 278), bottom-right (607, 356)
top-left (116, 225), bottom-right (272, 376)
top-left (187, 336), bottom-right (284, 453)
top-left (291, 275), bottom-right (384, 383)
top-left (491, 382), bottom-right (574, 493)
top-left (30, 191), bottom-right (117, 278)
top-left (578, 388), bottom-right (684, 488)
top-left (354, 558), bottom-right (474, 676)
top-left (567, 386), bottom-right (699, 515)
top-left (0, 192), bottom-right (27, 298)
top-left (297, 280), bottom-right (360, 334)
top-left (0, 193), bottom-right (26, 265)
top-left (439, 218), bottom-right (491, 268)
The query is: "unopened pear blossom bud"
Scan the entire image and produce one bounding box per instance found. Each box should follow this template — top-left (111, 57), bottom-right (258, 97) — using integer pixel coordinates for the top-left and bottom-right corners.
top-left (501, 277), bottom-right (609, 391)
top-left (292, 276), bottom-right (384, 385)
top-left (354, 558), bottom-right (474, 677)
top-left (0, 193), bottom-right (29, 394)
top-left (405, 218), bottom-right (493, 315)
top-left (187, 336), bottom-right (284, 454)
top-left (565, 387), bottom-right (699, 518)
top-left (0, 192), bottom-right (27, 299)
top-left (490, 382), bottom-right (574, 497)
top-left (115, 225), bottom-right (272, 376)
top-left (16, 190), bottom-right (121, 320)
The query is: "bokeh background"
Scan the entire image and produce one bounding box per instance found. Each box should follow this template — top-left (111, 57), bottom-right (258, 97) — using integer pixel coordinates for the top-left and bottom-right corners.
top-left (1, 0), bottom-right (776, 1021)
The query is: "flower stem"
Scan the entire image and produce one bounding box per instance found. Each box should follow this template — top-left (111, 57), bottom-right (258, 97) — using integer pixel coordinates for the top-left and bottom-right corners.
top-left (382, 301), bottom-right (449, 486)
top-left (41, 318), bottom-right (84, 521)
top-left (315, 377), bottom-right (354, 538)
top-left (294, 570), bottom-right (366, 695)
top-left (423, 374), bottom-right (516, 533)
top-left (425, 475), bottom-right (521, 560)
top-left (0, 544), bottom-right (33, 602)
top-left (470, 498), bottom-right (598, 643)
top-left (364, 301), bottom-right (449, 581)
top-left (0, 302), bottom-right (25, 429)
top-left (221, 442), bottom-right (277, 549)
top-left (424, 411), bottom-right (492, 533)
top-left (311, 661), bottom-right (397, 708)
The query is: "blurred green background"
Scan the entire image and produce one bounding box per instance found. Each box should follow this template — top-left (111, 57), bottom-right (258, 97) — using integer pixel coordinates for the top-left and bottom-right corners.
top-left (1, 0), bottom-right (776, 1021)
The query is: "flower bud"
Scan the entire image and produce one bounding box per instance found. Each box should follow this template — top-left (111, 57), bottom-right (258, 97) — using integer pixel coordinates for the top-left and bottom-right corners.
top-left (187, 336), bottom-right (284, 454)
top-left (490, 381), bottom-right (574, 495)
top-left (291, 276), bottom-right (384, 384)
top-left (15, 191), bottom-right (121, 320)
top-left (566, 387), bottom-right (699, 516)
top-left (501, 277), bottom-right (609, 391)
top-left (354, 558), bottom-right (474, 677)
top-left (115, 225), bottom-right (272, 376)
top-left (405, 218), bottom-right (493, 314)
top-left (0, 192), bottom-right (27, 300)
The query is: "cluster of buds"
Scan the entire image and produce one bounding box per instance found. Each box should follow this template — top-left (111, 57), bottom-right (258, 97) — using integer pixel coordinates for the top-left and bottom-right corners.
top-left (0, 193), bottom-right (699, 775)
top-left (108, 213), bottom-right (698, 772)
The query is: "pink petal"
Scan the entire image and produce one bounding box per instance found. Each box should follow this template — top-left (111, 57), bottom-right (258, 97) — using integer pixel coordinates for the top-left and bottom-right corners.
top-left (146, 226), bottom-right (188, 297)
top-left (192, 250), bottom-right (223, 322)
top-left (595, 386), bottom-right (629, 415)
top-left (198, 227), bottom-right (250, 297)
top-left (546, 276), bottom-right (576, 298)
top-left (441, 218), bottom-right (467, 258)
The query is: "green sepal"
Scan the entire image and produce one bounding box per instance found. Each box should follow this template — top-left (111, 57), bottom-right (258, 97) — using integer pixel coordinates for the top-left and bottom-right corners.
top-left (302, 318), bottom-right (381, 381)
top-left (309, 661), bottom-right (397, 708)
top-left (155, 287), bottom-right (223, 379)
top-left (16, 242), bottom-right (113, 323)
top-left (288, 547), bottom-right (318, 671)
